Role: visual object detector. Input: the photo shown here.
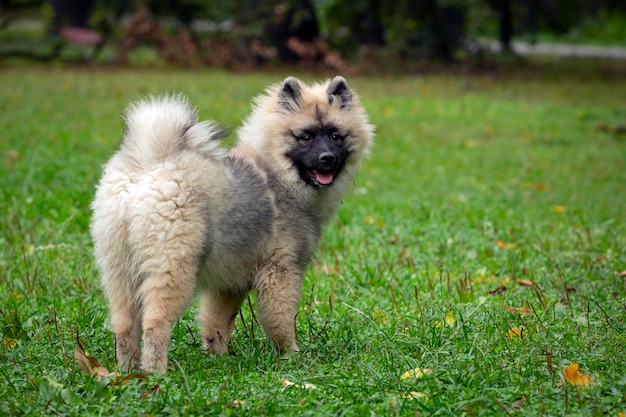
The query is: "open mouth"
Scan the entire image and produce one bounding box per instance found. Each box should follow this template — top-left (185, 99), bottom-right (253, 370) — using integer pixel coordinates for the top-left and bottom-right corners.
top-left (308, 169), bottom-right (334, 186)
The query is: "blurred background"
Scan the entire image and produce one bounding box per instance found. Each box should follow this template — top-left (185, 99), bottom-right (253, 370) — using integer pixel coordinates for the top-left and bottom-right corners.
top-left (1, 0), bottom-right (625, 70)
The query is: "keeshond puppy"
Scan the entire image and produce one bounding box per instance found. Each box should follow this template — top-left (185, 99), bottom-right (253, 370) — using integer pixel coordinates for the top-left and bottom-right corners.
top-left (91, 76), bottom-right (373, 373)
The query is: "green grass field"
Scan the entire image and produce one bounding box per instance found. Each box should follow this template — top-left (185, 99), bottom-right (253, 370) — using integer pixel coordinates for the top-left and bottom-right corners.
top-left (1, 64), bottom-right (625, 416)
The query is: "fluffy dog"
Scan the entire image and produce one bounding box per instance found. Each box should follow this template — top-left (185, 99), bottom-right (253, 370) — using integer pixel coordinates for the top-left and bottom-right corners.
top-left (90, 76), bottom-right (373, 373)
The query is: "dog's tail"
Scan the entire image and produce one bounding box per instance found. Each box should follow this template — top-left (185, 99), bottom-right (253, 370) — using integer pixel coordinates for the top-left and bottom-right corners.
top-left (121, 94), bottom-right (225, 164)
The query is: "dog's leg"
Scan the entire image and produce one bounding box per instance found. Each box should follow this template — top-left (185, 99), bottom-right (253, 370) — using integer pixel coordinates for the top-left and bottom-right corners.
top-left (138, 270), bottom-right (195, 373)
top-left (198, 291), bottom-right (245, 354)
top-left (99, 253), bottom-right (142, 372)
top-left (254, 264), bottom-right (302, 353)
top-left (108, 285), bottom-right (142, 372)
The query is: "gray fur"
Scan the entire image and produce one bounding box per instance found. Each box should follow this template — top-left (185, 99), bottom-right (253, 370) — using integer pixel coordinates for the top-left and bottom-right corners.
top-left (278, 77), bottom-right (303, 112)
top-left (327, 76), bottom-right (353, 108)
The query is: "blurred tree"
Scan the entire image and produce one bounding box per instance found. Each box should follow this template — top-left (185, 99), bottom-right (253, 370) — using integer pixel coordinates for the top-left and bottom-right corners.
top-left (487, 0), bottom-right (513, 51)
top-left (2, 0), bottom-right (625, 64)
top-left (320, 0), bottom-right (467, 61)
top-left (267, 0), bottom-right (320, 62)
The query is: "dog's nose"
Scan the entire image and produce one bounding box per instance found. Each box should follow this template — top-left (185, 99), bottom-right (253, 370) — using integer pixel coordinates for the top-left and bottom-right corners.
top-left (319, 152), bottom-right (336, 167)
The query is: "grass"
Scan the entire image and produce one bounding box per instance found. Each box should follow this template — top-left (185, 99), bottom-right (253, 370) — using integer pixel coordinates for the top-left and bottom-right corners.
top-left (1, 63), bottom-right (625, 416)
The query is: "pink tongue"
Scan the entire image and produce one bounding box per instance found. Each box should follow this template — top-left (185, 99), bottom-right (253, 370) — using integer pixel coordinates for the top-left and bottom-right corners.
top-left (315, 171), bottom-right (333, 185)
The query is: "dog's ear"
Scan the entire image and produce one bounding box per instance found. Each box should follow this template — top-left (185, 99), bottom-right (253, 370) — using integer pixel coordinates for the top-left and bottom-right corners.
top-left (327, 76), bottom-right (353, 108)
top-left (278, 77), bottom-right (303, 112)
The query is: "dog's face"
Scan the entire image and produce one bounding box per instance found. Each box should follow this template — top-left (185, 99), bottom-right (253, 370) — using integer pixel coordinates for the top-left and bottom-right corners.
top-left (278, 76), bottom-right (367, 188)
top-left (237, 76), bottom-right (373, 190)
top-left (287, 122), bottom-right (350, 187)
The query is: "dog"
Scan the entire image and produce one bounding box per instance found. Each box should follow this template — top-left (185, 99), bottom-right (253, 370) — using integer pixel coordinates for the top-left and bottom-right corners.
top-left (90, 76), bottom-right (373, 373)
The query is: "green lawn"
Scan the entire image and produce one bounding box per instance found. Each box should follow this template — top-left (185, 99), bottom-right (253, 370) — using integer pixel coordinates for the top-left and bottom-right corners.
top-left (1, 64), bottom-right (625, 416)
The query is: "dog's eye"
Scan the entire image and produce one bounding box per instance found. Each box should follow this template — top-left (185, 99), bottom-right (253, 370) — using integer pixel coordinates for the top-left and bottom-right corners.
top-left (300, 134), bottom-right (312, 142)
top-left (331, 132), bottom-right (342, 141)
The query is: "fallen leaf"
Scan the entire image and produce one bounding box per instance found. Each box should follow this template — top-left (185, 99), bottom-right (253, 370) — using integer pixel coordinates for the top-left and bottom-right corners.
top-left (110, 373), bottom-right (147, 386)
top-left (475, 275), bottom-right (511, 286)
top-left (496, 240), bottom-right (517, 250)
top-left (140, 382), bottom-right (160, 398)
top-left (562, 363), bottom-right (594, 387)
top-left (1, 337), bottom-right (17, 348)
top-left (373, 309), bottom-right (388, 325)
top-left (400, 367), bottom-right (432, 380)
top-left (402, 391), bottom-right (429, 401)
top-left (506, 327), bottom-right (524, 339)
top-left (232, 399), bottom-right (246, 408)
top-left (444, 310), bottom-right (455, 326)
top-left (504, 305), bottom-right (531, 315)
top-left (510, 395), bottom-right (527, 409)
top-left (551, 205), bottom-right (566, 214)
top-left (280, 378), bottom-right (317, 390)
top-left (93, 366), bottom-right (111, 378)
top-left (619, 270), bottom-right (626, 278)
top-left (435, 310), bottom-right (456, 328)
top-left (488, 285), bottom-right (507, 295)
top-left (74, 349), bottom-right (111, 380)
top-left (74, 349), bottom-right (94, 373)
top-left (517, 279), bottom-right (534, 287)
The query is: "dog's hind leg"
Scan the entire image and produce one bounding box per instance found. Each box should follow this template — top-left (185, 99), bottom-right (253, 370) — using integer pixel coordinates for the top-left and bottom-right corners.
top-left (138, 268), bottom-right (196, 373)
top-left (96, 238), bottom-right (142, 371)
top-left (198, 291), bottom-right (245, 354)
top-left (128, 174), bottom-right (209, 373)
top-left (108, 281), bottom-right (142, 372)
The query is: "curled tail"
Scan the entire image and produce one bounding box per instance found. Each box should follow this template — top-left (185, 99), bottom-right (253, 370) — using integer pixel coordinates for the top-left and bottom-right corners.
top-left (121, 94), bottom-right (225, 164)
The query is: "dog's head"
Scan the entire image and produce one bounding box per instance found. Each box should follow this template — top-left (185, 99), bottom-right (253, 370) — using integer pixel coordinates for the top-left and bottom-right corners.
top-left (280, 76), bottom-right (354, 187)
top-left (238, 76), bottom-right (374, 190)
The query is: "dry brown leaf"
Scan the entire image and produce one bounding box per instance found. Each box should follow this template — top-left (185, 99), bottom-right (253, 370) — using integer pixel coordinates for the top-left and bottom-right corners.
top-left (74, 349), bottom-right (112, 380)
top-left (93, 366), bottom-right (111, 378)
top-left (495, 240), bottom-right (517, 250)
top-left (504, 304), bottom-right (531, 315)
top-left (74, 349), bottom-right (92, 373)
top-left (488, 286), bottom-right (507, 295)
top-left (510, 395), bottom-right (527, 409)
top-left (141, 382), bottom-right (161, 398)
top-left (1, 337), bottom-right (17, 348)
top-left (110, 373), bottom-right (148, 387)
top-left (517, 279), bottom-right (534, 287)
